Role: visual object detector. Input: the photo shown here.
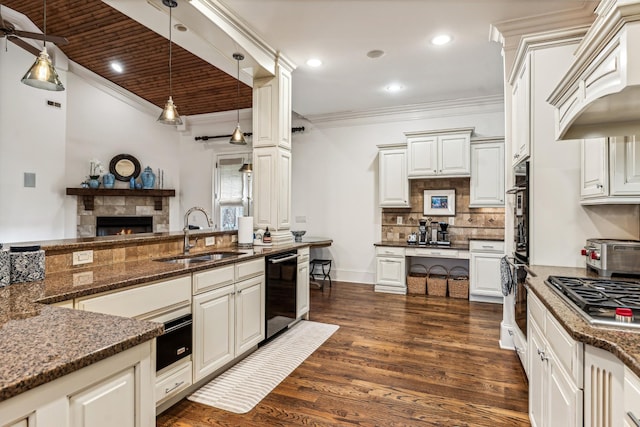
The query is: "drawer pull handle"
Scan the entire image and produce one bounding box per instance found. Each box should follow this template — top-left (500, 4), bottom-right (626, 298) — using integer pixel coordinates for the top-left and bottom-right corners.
top-left (629, 412), bottom-right (640, 427)
top-left (165, 380), bottom-right (185, 394)
top-left (508, 330), bottom-right (514, 336)
top-left (482, 245), bottom-right (493, 249)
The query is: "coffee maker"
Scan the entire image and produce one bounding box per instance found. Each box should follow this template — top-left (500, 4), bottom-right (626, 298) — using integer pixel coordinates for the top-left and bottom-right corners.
top-left (418, 219), bottom-right (428, 245)
top-left (437, 222), bottom-right (451, 245)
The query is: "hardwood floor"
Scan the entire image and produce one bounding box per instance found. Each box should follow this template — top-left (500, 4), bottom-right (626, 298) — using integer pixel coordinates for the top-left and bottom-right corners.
top-left (157, 282), bottom-right (530, 426)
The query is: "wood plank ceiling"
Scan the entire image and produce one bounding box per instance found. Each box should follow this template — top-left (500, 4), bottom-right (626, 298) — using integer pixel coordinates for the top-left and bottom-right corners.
top-left (2, 0), bottom-right (253, 117)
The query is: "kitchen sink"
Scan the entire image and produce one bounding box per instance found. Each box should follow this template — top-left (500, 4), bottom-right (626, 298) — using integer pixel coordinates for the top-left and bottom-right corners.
top-left (155, 251), bottom-right (246, 264)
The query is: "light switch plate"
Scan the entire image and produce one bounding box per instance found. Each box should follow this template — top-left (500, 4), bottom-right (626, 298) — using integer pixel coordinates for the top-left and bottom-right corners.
top-left (205, 236), bottom-right (215, 246)
top-left (397, 216), bottom-right (403, 225)
top-left (72, 250), bottom-right (94, 266)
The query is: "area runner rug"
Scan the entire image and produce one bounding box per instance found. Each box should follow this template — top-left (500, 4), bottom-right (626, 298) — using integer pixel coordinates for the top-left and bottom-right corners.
top-left (187, 320), bottom-right (339, 414)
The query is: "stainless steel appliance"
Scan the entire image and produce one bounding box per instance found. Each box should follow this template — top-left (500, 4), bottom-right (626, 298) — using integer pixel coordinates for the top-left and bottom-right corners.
top-left (581, 239), bottom-right (640, 277)
top-left (507, 161), bottom-right (529, 265)
top-left (156, 313), bottom-right (192, 371)
top-left (547, 275), bottom-right (640, 329)
top-left (264, 250), bottom-right (299, 341)
top-left (418, 219), bottom-right (428, 245)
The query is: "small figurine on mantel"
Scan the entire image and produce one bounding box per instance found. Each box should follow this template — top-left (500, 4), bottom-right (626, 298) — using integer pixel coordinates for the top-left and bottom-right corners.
top-left (140, 166), bottom-right (156, 189)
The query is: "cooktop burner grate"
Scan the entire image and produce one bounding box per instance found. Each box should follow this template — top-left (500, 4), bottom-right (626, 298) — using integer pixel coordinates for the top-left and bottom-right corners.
top-left (548, 275), bottom-right (640, 314)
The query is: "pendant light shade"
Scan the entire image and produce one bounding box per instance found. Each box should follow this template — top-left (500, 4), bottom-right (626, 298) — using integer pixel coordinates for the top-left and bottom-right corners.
top-left (157, 0), bottom-right (183, 126)
top-left (238, 163), bottom-right (253, 173)
top-left (229, 53), bottom-right (247, 145)
top-left (21, 0), bottom-right (64, 91)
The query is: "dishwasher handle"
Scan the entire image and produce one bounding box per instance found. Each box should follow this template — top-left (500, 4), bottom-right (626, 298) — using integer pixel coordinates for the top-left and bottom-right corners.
top-left (269, 253), bottom-right (299, 264)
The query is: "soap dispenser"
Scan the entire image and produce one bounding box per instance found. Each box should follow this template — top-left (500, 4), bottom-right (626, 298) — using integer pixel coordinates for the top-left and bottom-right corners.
top-left (263, 227), bottom-right (272, 244)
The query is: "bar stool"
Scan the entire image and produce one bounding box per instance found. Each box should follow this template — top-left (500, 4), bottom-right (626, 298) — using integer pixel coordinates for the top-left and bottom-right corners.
top-left (310, 259), bottom-right (332, 290)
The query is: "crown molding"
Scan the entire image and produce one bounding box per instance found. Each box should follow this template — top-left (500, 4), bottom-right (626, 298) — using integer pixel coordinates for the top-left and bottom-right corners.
top-left (300, 94), bottom-right (504, 127)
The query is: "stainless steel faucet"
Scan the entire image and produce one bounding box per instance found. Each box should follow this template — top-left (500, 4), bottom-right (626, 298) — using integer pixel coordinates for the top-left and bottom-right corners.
top-left (183, 206), bottom-right (214, 254)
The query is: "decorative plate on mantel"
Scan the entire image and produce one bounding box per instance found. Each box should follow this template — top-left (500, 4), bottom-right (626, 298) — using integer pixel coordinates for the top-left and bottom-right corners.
top-left (109, 154), bottom-right (141, 181)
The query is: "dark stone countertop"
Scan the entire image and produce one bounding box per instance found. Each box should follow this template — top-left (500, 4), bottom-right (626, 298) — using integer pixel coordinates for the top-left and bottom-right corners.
top-left (0, 242), bottom-right (309, 402)
top-left (374, 241), bottom-right (471, 251)
top-left (526, 264), bottom-right (640, 378)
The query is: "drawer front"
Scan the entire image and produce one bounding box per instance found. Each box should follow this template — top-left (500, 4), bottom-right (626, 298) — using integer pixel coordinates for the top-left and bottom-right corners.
top-left (76, 275), bottom-right (191, 318)
top-left (298, 247), bottom-right (310, 264)
top-left (155, 360), bottom-right (192, 403)
top-left (469, 240), bottom-right (505, 253)
top-left (235, 258), bottom-right (265, 282)
top-left (625, 366), bottom-right (640, 424)
top-left (375, 246), bottom-right (405, 257)
top-left (406, 247), bottom-right (467, 259)
top-left (546, 312), bottom-right (583, 386)
top-left (528, 291), bottom-right (546, 332)
top-left (193, 265), bottom-right (235, 294)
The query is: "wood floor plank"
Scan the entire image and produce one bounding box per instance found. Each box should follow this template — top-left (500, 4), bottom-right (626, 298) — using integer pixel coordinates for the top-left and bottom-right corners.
top-left (157, 282), bottom-right (529, 426)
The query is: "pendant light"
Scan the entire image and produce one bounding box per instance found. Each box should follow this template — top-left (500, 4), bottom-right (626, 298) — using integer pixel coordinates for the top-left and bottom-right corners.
top-left (21, 0), bottom-right (64, 91)
top-left (157, 0), bottom-right (183, 125)
top-left (230, 53), bottom-right (247, 145)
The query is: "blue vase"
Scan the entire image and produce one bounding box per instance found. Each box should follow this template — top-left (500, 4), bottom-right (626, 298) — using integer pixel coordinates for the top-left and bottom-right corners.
top-left (129, 177), bottom-right (136, 189)
top-left (140, 166), bottom-right (156, 189)
top-left (102, 173), bottom-right (115, 189)
top-left (88, 176), bottom-right (100, 189)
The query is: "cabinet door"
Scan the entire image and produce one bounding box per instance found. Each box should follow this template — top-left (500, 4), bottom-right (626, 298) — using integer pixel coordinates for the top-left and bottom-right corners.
top-left (547, 350), bottom-right (583, 427)
top-left (470, 141), bottom-right (504, 206)
top-left (584, 345), bottom-right (624, 427)
top-left (253, 147), bottom-right (277, 229)
top-left (235, 275), bottom-right (265, 356)
top-left (610, 136), bottom-right (640, 195)
top-left (512, 54), bottom-right (531, 166)
top-left (297, 261), bottom-right (310, 318)
top-left (624, 367), bottom-right (640, 427)
top-left (469, 252), bottom-right (502, 298)
top-left (439, 134), bottom-right (470, 176)
top-left (375, 256), bottom-right (405, 287)
top-left (379, 148), bottom-right (409, 207)
top-left (528, 319), bottom-right (546, 427)
top-left (69, 368), bottom-right (136, 427)
top-left (193, 285), bottom-right (235, 382)
top-left (581, 138), bottom-right (609, 198)
top-left (407, 136), bottom-right (438, 177)
top-left (277, 148), bottom-right (292, 229)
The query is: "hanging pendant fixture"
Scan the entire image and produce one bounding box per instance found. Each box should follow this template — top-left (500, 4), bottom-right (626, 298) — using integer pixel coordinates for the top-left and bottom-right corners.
top-left (21, 0), bottom-right (64, 91)
top-left (157, 0), bottom-right (183, 125)
top-left (229, 53), bottom-right (247, 145)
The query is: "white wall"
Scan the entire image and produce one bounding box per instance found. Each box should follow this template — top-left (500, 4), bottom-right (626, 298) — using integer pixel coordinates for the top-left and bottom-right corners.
top-left (291, 101), bottom-right (506, 284)
top-left (0, 44), bottom-right (67, 242)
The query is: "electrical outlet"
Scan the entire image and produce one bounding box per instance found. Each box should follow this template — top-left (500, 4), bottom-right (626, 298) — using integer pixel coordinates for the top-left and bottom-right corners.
top-left (397, 216), bottom-right (403, 225)
top-left (73, 271), bottom-right (94, 286)
top-left (72, 250), bottom-right (93, 266)
top-left (295, 216), bottom-right (307, 223)
top-left (205, 236), bottom-right (215, 246)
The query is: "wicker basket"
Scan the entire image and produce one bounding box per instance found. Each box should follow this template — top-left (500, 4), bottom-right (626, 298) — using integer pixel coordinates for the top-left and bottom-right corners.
top-left (407, 264), bottom-right (428, 295)
top-left (448, 266), bottom-right (469, 299)
top-left (427, 265), bottom-right (449, 297)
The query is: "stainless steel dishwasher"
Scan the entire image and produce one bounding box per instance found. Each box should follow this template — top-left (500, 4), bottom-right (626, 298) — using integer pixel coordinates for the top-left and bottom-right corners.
top-left (264, 250), bottom-right (299, 341)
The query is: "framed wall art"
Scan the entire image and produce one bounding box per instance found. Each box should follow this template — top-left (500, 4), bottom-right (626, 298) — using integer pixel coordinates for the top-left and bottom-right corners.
top-left (423, 189), bottom-right (456, 216)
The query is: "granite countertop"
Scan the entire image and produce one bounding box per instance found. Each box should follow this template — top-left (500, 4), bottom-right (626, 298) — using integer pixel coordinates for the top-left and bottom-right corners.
top-left (0, 242), bottom-right (308, 402)
top-left (375, 241), bottom-right (471, 251)
top-left (526, 264), bottom-right (640, 377)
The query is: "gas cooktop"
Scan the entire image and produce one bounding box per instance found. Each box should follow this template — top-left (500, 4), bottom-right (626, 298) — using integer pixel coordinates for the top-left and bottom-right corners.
top-left (546, 275), bottom-right (640, 329)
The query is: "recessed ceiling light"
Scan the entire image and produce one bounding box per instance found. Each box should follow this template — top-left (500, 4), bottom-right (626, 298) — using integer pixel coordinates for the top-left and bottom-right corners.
top-left (385, 83), bottom-right (403, 93)
top-left (367, 49), bottom-right (385, 59)
top-left (431, 34), bottom-right (452, 46)
top-left (174, 23), bottom-right (188, 32)
top-left (110, 62), bottom-right (123, 73)
top-left (306, 58), bottom-right (322, 67)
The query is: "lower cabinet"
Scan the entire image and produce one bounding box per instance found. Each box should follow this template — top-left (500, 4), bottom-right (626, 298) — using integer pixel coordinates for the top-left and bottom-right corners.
top-left (584, 345), bottom-right (624, 427)
top-left (469, 240), bottom-right (504, 303)
top-left (297, 247), bottom-right (310, 318)
top-left (374, 246), bottom-right (406, 294)
top-left (0, 342), bottom-right (154, 427)
top-left (625, 366), bottom-right (640, 427)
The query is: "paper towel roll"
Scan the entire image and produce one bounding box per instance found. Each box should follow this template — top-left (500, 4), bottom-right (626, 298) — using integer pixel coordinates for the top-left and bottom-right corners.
top-left (238, 216), bottom-right (254, 245)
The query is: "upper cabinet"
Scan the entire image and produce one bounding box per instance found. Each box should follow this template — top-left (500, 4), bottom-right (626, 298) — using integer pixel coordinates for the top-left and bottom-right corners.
top-left (378, 143), bottom-right (409, 208)
top-left (470, 137), bottom-right (505, 207)
top-left (581, 136), bottom-right (640, 204)
top-left (511, 54), bottom-right (531, 166)
top-left (548, 0), bottom-right (640, 139)
top-left (405, 128), bottom-right (473, 178)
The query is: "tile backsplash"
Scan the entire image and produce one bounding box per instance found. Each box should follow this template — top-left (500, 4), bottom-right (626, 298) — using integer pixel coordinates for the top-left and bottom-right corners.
top-left (382, 178), bottom-right (505, 244)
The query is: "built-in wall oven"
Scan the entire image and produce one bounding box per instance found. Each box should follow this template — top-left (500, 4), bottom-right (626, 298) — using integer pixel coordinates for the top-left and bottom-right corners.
top-left (264, 250), bottom-right (299, 341)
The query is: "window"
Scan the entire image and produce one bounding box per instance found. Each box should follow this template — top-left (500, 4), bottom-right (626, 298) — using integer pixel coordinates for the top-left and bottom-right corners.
top-left (213, 153), bottom-right (251, 230)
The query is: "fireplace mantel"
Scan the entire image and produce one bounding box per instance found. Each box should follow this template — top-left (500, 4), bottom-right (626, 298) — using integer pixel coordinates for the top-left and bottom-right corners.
top-left (66, 188), bottom-right (176, 210)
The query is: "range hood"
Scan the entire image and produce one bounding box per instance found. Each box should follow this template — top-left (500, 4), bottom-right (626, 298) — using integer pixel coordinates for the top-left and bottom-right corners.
top-left (547, 0), bottom-right (640, 140)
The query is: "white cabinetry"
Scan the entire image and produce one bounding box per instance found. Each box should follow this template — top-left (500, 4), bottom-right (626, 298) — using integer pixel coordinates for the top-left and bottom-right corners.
top-left (511, 53), bottom-right (531, 166)
top-left (377, 144), bottom-right (409, 208)
top-left (374, 246), bottom-right (406, 294)
top-left (297, 247), bottom-right (310, 318)
top-left (405, 128), bottom-right (473, 178)
top-left (192, 258), bottom-right (265, 382)
top-left (625, 366), bottom-right (640, 427)
top-left (253, 146), bottom-right (292, 232)
top-left (581, 136), bottom-right (640, 204)
top-left (469, 240), bottom-right (504, 303)
top-left (528, 291), bottom-right (583, 427)
top-left (584, 344), bottom-right (624, 427)
top-left (470, 138), bottom-right (505, 207)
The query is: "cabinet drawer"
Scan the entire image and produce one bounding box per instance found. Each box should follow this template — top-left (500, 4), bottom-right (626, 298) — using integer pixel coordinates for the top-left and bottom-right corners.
top-left (528, 290), bottom-right (546, 332)
top-left (235, 258), bottom-right (265, 282)
top-left (546, 312), bottom-right (583, 385)
top-left (375, 246), bottom-right (405, 257)
top-left (193, 265), bottom-right (235, 294)
top-left (76, 275), bottom-right (191, 319)
top-left (298, 247), bottom-right (309, 264)
top-left (405, 247), bottom-right (467, 259)
top-left (469, 240), bottom-right (505, 252)
top-left (625, 366), bottom-right (640, 424)
top-left (156, 360), bottom-right (192, 403)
